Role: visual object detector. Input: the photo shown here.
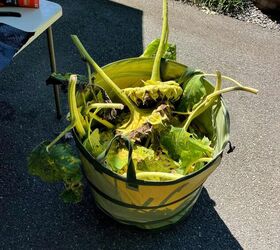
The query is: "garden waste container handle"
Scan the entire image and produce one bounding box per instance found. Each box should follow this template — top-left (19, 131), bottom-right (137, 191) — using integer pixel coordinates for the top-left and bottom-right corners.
top-left (96, 135), bottom-right (138, 189)
top-left (227, 141), bottom-right (236, 154)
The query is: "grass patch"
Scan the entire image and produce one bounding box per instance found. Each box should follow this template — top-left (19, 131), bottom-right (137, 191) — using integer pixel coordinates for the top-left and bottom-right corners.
top-left (179, 0), bottom-right (248, 14)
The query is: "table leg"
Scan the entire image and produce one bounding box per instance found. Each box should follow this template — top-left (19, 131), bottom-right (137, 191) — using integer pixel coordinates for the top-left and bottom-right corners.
top-left (47, 26), bottom-right (62, 119)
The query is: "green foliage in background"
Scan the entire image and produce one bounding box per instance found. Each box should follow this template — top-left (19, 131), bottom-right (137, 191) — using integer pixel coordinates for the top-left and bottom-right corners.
top-left (179, 0), bottom-right (248, 13)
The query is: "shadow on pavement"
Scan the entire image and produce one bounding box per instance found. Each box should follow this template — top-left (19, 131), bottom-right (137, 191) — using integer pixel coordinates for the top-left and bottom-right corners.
top-left (67, 187), bottom-right (242, 250)
top-left (1, 0), bottom-right (241, 249)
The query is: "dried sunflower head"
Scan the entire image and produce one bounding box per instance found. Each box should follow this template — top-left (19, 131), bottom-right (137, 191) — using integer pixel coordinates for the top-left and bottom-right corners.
top-left (122, 80), bottom-right (183, 107)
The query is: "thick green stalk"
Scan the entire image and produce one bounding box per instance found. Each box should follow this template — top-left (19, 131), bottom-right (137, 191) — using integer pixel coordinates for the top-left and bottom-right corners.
top-left (183, 74), bottom-right (258, 131)
top-left (133, 172), bottom-right (184, 181)
top-left (203, 74), bottom-right (250, 89)
top-left (206, 86), bottom-right (258, 99)
top-left (84, 103), bottom-right (124, 115)
top-left (71, 35), bottom-right (136, 114)
top-left (214, 71), bottom-right (222, 92)
top-left (86, 62), bottom-right (92, 85)
top-left (46, 123), bottom-right (75, 152)
top-left (150, 0), bottom-right (168, 82)
top-left (89, 113), bottom-right (114, 129)
top-left (195, 157), bottom-right (213, 163)
top-left (46, 75), bottom-right (86, 150)
top-left (184, 157), bottom-right (213, 174)
top-left (172, 111), bottom-right (191, 115)
top-left (183, 96), bottom-right (217, 131)
top-left (68, 75), bottom-right (86, 137)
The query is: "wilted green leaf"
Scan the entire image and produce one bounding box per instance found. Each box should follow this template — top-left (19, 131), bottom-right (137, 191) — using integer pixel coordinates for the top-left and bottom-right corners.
top-left (60, 184), bottom-right (83, 203)
top-left (179, 138), bottom-right (212, 174)
top-left (83, 128), bottom-right (103, 157)
top-left (177, 68), bottom-right (203, 86)
top-left (135, 148), bottom-right (180, 173)
top-left (160, 126), bottom-right (188, 160)
top-left (160, 126), bottom-right (213, 173)
top-left (133, 146), bottom-right (154, 162)
top-left (28, 141), bottom-right (83, 203)
top-left (107, 148), bottom-right (129, 171)
top-left (141, 38), bottom-right (176, 60)
top-left (83, 128), bottom-right (114, 157)
top-left (177, 75), bottom-right (208, 112)
top-left (133, 146), bottom-right (179, 173)
top-left (46, 72), bottom-right (88, 91)
top-left (164, 43), bottom-right (176, 61)
top-left (104, 145), bottom-right (180, 174)
top-left (105, 146), bottom-right (154, 172)
top-left (28, 141), bottom-right (61, 182)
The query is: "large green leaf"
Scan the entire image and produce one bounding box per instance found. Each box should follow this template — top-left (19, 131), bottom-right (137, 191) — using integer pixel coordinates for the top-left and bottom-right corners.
top-left (83, 128), bottom-right (103, 157)
top-left (160, 126), bottom-right (190, 160)
top-left (60, 185), bottom-right (83, 203)
top-left (177, 74), bottom-right (208, 112)
top-left (179, 136), bottom-right (212, 174)
top-left (105, 145), bottom-right (180, 174)
top-left (28, 141), bottom-right (61, 182)
top-left (107, 148), bottom-right (129, 171)
top-left (83, 128), bottom-right (114, 157)
top-left (28, 141), bottom-right (83, 203)
top-left (160, 126), bottom-right (213, 173)
top-left (141, 39), bottom-right (176, 60)
top-left (105, 146), bottom-right (155, 173)
top-left (136, 149), bottom-right (180, 173)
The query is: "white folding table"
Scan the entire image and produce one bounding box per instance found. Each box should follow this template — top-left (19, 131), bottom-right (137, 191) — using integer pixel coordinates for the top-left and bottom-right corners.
top-left (0, 0), bottom-right (63, 118)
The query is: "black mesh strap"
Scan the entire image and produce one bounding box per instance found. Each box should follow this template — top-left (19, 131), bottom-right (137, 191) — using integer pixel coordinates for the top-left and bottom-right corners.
top-left (227, 141), bottom-right (235, 154)
top-left (96, 135), bottom-right (138, 189)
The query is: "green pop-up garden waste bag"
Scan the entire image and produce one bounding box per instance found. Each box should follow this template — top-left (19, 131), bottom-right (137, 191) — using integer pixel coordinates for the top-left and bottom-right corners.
top-left (73, 57), bottom-right (230, 230)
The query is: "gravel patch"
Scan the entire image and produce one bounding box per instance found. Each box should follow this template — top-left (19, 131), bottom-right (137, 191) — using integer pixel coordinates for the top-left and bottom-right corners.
top-left (176, 0), bottom-right (280, 31)
top-left (234, 1), bottom-right (280, 31)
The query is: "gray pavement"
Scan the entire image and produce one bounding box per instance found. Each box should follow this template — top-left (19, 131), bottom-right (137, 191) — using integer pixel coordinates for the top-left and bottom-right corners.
top-left (1, 0), bottom-right (279, 249)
